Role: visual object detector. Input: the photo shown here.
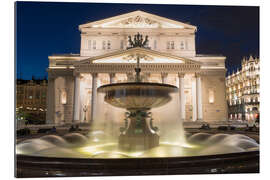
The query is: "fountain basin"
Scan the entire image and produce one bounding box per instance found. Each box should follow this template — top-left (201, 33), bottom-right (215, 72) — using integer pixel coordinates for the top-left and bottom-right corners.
top-left (97, 82), bottom-right (178, 110)
top-left (16, 132), bottom-right (259, 177)
top-left (16, 151), bottom-right (259, 177)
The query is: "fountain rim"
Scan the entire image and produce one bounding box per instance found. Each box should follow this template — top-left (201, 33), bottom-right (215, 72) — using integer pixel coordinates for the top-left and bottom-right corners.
top-left (16, 150), bottom-right (259, 177)
top-left (97, 82), bottom-right (178, 93)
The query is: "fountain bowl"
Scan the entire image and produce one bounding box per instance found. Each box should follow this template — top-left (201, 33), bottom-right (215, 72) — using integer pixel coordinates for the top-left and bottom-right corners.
top-left (97, 82), bottom-right (178, 110)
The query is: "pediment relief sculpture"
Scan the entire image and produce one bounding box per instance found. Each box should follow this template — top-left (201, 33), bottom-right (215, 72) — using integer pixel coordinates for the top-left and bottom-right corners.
top-left (119, 16), bottom-right (160, 28)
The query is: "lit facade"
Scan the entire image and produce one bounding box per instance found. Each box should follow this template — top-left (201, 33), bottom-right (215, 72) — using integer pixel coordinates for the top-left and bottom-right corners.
top-left (46, 10), bottom-right (228, 125)
top-left (16, 79), bottom-right (48, 123)
top-left (226, 56), bottom-right (260, 122)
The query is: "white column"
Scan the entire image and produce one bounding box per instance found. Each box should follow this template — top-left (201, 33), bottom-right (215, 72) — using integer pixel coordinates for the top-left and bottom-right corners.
top-left (109, 73), bottom-right (116, 84)
top-left (161, 72), bottom-right (168, 84)
top-left (192, 79), bottom-right (197, 121)
top-left (178, 73), bottom-right (185, 121)
top-left (90, 73), bottom-right (98, 123)
top-left (196, 73), bottom-right (203, 121)
top-left (46, 75), bottom-right (55, 124)
top-left (73, 74), bottom-right (81, 122)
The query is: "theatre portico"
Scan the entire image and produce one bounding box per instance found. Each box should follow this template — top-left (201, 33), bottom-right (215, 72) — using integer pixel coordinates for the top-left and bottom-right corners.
top-left (46, 10), bottom-right (227, 125)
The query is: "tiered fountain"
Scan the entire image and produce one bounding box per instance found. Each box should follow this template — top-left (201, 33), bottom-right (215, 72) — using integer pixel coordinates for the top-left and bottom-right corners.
top-left (97, 36), bottom-right (178, 150)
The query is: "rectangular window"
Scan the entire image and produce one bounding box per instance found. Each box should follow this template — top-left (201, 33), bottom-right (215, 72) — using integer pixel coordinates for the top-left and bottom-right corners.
top-left (167, 41), bottom-right (170, 49)
top-left (93, 40), bottom-right (96, 50)
top-left (28, 89), bottom-right (33, 99)
top-left (180, 41), bottom-right (185, 50)
top-left (209, 89), bottom-right (215, 103)
top-left (171, 41), bottom-right (174, 49)
top-left (107, 40), bottom-right (111, 49)
top-left (61, 90), bottom-right (67, 104)
top-left (154, 40), bottom-right (157, 50)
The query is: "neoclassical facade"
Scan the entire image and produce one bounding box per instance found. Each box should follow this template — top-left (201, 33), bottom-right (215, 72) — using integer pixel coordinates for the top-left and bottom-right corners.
top-left (46, 10), bottom-right (227, 124)
top-left (226, 55), bottom-right (260, 121)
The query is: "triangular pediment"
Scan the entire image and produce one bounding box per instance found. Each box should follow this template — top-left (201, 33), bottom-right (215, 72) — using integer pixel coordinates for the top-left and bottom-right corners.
top-left (78, 47), bottom-right (200, 65)
top-left (79, 10), bottom-right (197, 29)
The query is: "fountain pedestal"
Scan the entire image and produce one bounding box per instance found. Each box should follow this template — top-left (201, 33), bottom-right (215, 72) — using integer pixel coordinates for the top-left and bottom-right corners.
top-left (119, 109), bottom-right (159, 151)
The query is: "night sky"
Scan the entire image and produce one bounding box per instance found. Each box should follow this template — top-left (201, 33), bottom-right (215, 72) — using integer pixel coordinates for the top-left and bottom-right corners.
top-left (15, 2), bottom-right (259, 80)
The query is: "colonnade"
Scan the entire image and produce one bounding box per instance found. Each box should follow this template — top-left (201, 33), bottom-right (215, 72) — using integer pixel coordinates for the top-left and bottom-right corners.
top-left (73, 72), bottom-right (203, 122)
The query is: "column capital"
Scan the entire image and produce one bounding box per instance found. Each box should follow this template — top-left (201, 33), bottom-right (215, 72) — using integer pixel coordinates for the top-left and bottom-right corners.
top-left (109, 73), bottom-right (116, 78)
top-left (178, 72), bottom-right (185, 78)
top-left (91, 73), bottom-right (98, 78)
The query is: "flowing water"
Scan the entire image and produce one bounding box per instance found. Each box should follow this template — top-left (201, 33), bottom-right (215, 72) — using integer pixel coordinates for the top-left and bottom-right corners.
top-left (16, 92), bottom-right (259, 158)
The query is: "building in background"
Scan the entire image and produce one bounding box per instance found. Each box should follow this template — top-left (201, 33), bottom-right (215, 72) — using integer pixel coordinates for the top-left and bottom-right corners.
top-left (16, 78), bottom-right (48, 124)
top-left (226, 55), bottom-right (260, 123)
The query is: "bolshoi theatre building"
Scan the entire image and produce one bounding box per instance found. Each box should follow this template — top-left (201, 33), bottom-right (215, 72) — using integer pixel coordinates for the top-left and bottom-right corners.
top-left (46, 10), bottom-right (228, 125)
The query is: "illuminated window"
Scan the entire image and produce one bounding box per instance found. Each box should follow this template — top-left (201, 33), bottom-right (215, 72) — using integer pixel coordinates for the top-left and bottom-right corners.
top-left (61, 90), bottom-right (67, 105)
top-left (102, 41), bottom-right (106, 50)
top-left (209, 89), bottom-right (215, 104)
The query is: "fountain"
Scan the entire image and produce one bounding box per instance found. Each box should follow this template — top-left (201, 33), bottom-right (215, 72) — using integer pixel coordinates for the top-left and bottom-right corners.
top-left (97, 44), bottom-right (177, 150)
top-left (16, 33), bottom-right (259, 177)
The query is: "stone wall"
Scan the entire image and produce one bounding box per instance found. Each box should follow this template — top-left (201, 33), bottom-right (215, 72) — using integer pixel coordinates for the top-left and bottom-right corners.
top-left (201, 74), bottom-right (228, 122)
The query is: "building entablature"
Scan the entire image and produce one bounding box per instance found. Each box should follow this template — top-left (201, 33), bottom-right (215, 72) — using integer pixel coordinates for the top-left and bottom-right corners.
top-left (48, 55), bottom-right (88, 68)
top-left (71, 47), bottom-right (201, 74)
top-left (80, 28), bottom-right (196, 36)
